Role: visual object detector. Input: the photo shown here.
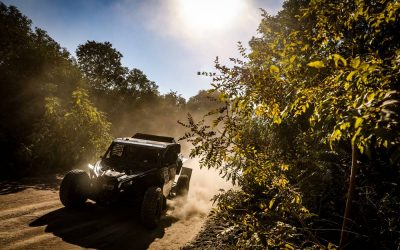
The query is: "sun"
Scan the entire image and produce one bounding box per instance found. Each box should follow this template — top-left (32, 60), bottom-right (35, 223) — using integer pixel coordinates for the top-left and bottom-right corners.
top-left (176, 0), bottom-right (244, 32)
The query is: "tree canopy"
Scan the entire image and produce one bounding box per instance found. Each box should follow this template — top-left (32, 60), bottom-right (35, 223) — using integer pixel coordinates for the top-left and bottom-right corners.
top-left (76, 41), bottom-right (127, 91)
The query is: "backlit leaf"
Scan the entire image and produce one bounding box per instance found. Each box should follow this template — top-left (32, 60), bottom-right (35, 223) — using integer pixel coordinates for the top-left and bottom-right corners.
top-left (354, 117), bottom-right (363, 129)
top-left (333, 54), bottom-right (347, 67)
top-left (350, 57), bottom-right (361, 69)
top-left (346, 71), bottom-right (357, 81)
top-left (307, 61), bottom-right (325, 68)
top-left (270, 65), bottom-right (280, 75)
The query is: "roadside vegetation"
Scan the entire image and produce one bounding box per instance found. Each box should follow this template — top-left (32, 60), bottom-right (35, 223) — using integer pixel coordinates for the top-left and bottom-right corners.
top-left (181, 0), bottom-right (399, 248)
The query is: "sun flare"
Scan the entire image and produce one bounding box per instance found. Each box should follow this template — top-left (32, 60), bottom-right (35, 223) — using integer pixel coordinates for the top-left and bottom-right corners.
top-left (177, 0), bottom-right (244, 32)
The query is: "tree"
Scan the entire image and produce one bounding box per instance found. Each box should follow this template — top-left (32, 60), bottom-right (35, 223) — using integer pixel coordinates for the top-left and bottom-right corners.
top-left (162, 91), bottom-right (186, 108)
top-left (187, 89), bottom-right (222, 114)
top-left (76, 41), bottom-right (127, 91)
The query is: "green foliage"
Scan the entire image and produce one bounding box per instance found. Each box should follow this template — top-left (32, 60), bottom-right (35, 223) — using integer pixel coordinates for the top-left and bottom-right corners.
top-left (31, 88), bottom-right (111, 170)
top-left (0, 2), bottom-right (112, 177)
top-left (76, 41), bottom-right (127, 91)
top-left (124, 68), bottom-right (159, 101)
top-left (181, 0), bottom-right (400, 248)
top-left (76, 40), bottom-right (159, 100)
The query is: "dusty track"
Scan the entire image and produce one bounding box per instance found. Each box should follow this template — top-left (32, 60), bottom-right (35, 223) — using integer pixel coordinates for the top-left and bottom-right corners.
top-left (0, 162), bottom-right (230, 250)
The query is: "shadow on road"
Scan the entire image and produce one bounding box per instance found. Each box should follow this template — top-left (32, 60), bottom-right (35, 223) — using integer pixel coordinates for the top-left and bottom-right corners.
top-left (29, 203), bottom-right (179, 249)
top-left (0, 175), bottom-right (60, 195)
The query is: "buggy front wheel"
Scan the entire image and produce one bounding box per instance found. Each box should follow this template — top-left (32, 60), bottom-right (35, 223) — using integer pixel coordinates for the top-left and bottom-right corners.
top-left (141, 186), bottom-right (163, 229)
top-left (59, 169), bottom-right (89, 208)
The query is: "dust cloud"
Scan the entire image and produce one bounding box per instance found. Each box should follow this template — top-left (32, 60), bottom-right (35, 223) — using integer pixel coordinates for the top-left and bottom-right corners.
top-left (168, 159), bottom-right (232, 220)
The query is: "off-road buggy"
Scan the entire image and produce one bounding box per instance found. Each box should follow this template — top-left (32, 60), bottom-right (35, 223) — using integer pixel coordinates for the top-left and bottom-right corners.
top-left (59, 133), bottom-right (192, 228)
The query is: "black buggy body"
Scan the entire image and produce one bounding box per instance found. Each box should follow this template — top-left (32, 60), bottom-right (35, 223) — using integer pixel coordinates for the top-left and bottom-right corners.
top-left (59, 133), bottom-right (192, 228)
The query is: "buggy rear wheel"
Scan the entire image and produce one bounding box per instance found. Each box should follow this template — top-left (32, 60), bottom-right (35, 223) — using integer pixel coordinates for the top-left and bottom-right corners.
top-left (176, 174), bottom-right (190, 199)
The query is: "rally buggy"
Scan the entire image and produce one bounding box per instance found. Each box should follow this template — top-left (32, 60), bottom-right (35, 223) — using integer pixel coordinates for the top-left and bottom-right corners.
top-left (59, 133), bottom-right (192, 229)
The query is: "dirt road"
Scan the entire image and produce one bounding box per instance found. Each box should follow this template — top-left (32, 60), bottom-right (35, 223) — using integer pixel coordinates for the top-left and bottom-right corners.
top-left (0, 162), bottom-right (230, 250)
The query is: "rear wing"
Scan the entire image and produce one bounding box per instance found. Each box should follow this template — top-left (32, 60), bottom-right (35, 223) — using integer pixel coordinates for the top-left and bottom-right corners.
top-left (132, 133), bottom-right (176, 143)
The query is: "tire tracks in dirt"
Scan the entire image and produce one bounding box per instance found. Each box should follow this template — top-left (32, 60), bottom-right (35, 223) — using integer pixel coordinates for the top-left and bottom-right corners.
top-left (0, 163), bottom-right (230, 249)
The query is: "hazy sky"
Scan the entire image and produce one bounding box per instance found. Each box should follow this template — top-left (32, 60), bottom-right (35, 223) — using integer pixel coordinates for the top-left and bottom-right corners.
top-left (4, 0), bottom-right (284, 99)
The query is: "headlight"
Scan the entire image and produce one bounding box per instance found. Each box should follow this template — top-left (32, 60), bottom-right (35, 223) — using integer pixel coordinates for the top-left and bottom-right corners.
top-left (88, 160), bottom-right (103, 177)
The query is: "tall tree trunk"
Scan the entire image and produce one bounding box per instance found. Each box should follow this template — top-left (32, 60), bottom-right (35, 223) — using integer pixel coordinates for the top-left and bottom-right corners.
top-left (340, 143), bottom-right (358, 248)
